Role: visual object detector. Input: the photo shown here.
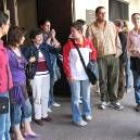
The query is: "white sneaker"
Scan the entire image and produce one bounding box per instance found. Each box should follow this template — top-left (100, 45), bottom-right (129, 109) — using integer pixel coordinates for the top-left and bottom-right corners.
top-left (53, 102), bottom-right (61, 107)
top-left (111, 102), bottom-right (124, 110)
top-left (99, 102), bottom-right (107, 110)
top-left (79, 99), bottom-right (82, 104)
top-left (75, 120), bottom-right (87, 127)
top-left (48, 108), bottom-right (52, 113)
top-left (85, 115), bottom-right (92, 121)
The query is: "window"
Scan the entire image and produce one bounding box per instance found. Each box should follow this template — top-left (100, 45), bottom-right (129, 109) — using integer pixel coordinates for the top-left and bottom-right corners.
top-left (109, 0), bottom-right (129, 21)
top-left (86, 10), bottom-right (95, 24)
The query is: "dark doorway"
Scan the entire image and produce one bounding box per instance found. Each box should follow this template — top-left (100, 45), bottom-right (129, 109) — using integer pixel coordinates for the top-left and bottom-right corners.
top-left (37, 0), bottom-right (72, 97)
top-left (0, 0), bottom-right (4, 11)
top-left (37, 0), bottom-right (72, 45)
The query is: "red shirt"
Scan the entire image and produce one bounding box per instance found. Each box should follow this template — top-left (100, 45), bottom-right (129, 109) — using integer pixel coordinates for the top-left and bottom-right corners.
top-left (0, 41), bottom-right (13, 93)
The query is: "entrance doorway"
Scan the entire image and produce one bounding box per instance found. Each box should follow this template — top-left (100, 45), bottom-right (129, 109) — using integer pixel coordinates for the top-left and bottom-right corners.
top-left (37, 0), bottom-right (72, 45)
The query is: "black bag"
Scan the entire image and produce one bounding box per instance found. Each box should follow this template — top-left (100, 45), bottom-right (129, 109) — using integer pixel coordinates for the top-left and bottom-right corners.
top-left (72, 40), bottom-right (99, 85)
top-left (0, 97), bottom-right (9, 114)
top-left (87, 61), bottom-right (99, 84)
top-left (26, 63), bottom-right (36, 79)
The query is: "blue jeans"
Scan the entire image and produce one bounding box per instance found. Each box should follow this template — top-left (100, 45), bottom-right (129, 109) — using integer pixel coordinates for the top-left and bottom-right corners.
top-left (48, 77), bottom-right (54, 108)
top-left (11, 99), bottom-right (32, 129)
top-left (48, 58), bottom-right (61, 108)
top-left (126, 53), bottom-right (133, 88)
top-left (69, 80), bottom-right (91, 123)
top-left (132, 70), bottom-right (140, 105)
top-left (0, 92), bottom-right (11, 140)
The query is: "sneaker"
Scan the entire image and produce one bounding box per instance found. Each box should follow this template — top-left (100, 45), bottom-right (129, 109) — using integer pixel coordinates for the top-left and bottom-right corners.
top-left (109, 102), bottom-right (124, 110)
top-left (74, 120), bottom-right (87, 127)
top-left (135, 104), bottom-right (140, 112)
top-left (99, 102), bottom-right (107, 110)
top-left (48, 108), bottom-right (52, 113)
top-left (85, 115), bottom-right (92, 121)
top-left (53, 102), bottom-right (61, 107)
top-left (79, 99), bottom-right (82, 104)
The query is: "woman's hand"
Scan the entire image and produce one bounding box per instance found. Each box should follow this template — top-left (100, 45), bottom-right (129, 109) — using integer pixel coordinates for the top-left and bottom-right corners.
top-left (50, 29), bottom-right (56, 39)
top-left (67, 76), bottom-right (75, 83)
top-left (130, 50), bottom-right (140, 57)
top-left (29, 56), bottom-right (36, 63)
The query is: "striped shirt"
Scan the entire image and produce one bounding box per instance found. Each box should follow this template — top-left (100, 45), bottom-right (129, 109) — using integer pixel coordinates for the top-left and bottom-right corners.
top-left (37, 50), bottom-right (48, 72)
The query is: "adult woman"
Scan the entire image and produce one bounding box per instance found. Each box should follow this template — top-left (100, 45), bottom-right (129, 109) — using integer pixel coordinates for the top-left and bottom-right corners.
top-left (127, 13), bottom-right (140, 111)
top-left (7, 26), bottom-right (38, 140)
top-left (23, 28), bottom-right (53, 125)
top-left (63, 21), bottom-right (97, 127)
top-left (0, 11), bottom-right (12, 140)
top-left (39, 19), bottom-right (61, 111)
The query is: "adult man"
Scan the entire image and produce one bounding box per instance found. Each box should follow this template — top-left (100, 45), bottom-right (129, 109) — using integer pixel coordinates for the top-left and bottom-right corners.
top-left (87, 6), bottom-right (123, 110)
top-left (0, 11), bottom-right (13, 140)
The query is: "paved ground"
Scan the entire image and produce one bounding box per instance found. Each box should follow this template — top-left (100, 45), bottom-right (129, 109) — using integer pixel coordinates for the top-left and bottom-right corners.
top-left (29, 87), bottom-right (140, 140)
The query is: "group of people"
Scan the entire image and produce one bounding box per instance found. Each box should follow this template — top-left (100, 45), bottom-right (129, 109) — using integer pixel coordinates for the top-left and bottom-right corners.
top-left (64, 6), bottom-right (140, 127)
top-left (0, 5), bottom-right (140, 140)
top-left (0, 12), bottom-right (61, 140)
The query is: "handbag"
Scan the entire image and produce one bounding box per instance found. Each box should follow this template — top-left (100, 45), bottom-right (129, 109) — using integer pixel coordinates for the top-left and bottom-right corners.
top-left (71, 39), bottom-right (99, 85)
top-left (0, 97), bottom-right (9, 114)
top-left (26, 63), bottom-right (36, 79)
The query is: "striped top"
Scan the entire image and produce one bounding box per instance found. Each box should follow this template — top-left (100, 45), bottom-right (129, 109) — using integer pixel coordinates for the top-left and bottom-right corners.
top-left (37, 50), bottom-right (48, 72)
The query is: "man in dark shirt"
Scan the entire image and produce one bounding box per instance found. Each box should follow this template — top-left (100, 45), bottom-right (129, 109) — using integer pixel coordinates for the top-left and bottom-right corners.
top-left (114, 19), bottom-right (127, 102)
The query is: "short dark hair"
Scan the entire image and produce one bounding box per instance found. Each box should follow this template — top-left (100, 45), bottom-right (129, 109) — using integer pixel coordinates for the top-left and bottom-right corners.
top-left (95, 6), bottom-right (105, 14)
top-left (39, 18), bottom-right (51, 26)
top-left (0, 11), bottom-right (9, 27)
top-left (71, 21), bottom-right (84, 33)
top-left (29, 28), bottom-right (42, 39)
top-left (75, 19), bottom-right (86, 26)
top-left (131, 13), bottom-right (140, 19)
top-left (114, 19), bottom-right (124, 28)
top-left (8, 26), bottom-right (26, 46)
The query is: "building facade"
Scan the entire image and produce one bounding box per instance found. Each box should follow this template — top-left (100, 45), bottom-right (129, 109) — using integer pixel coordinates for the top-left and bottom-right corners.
top-left (74, 0), bottom-right (140, 28)
top-left (1, 0), bottom-right (140, 40)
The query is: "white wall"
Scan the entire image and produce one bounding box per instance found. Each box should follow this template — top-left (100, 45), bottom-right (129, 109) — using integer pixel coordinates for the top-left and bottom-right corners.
top-left (74, 0), bottom-right (140, 28)
top-left (128, 0), bottom-right (140, 29)
top-left (75, 0), bottom-right (108, 20)
top-left (75, 0), bottom-right (109, 21)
